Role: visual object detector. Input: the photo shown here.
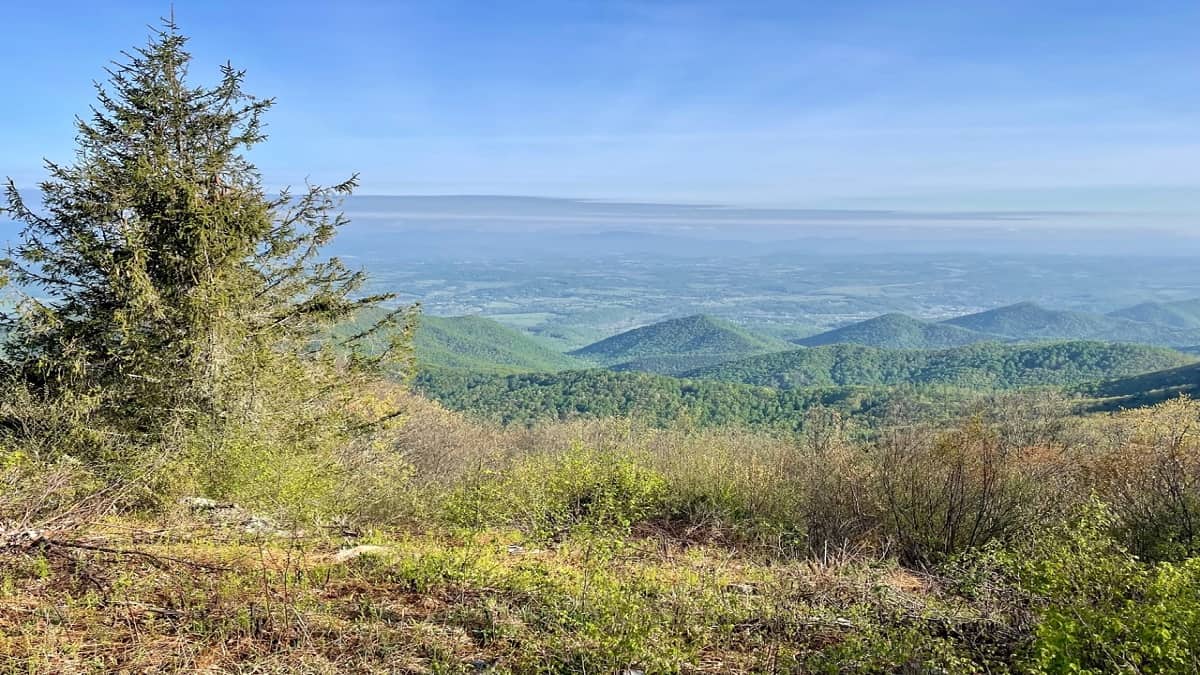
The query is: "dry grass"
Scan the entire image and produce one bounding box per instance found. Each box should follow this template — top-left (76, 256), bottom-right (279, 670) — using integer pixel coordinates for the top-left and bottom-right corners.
top-left (0, 514), bottom-right (1016, 674)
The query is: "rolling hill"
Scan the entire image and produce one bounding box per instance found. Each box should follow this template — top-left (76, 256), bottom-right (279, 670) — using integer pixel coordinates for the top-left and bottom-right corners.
top-left (1107, 299), bottom-right (1200, 330)
top-left (796, 313), bottom-right (1000, 349)
top-left (570, 314), bottom-right (792, 373)
top-left (415, 315), bottom-right (585, 373)
top-left (684, 341), bottom-right (1196, 390)
top-left (942, 301), bottom-right (1200, 345)
top-left (333, 309), bottom-right (584, 373)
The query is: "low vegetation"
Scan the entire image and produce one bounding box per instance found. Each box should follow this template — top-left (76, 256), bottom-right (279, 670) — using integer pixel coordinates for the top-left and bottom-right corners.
top-left (7, 387), bottom-right (1200, 672)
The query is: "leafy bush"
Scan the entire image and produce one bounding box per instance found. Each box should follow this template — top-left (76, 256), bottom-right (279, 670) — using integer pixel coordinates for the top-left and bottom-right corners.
top-left (651, 430), bottom-right (810, 549)
top-left (1016, 501), bottom-right (1200, 673)
top-left (445, 444), bottom-right (667, 541)
top-left (1086, 396), bottom-right (1200, 560)
top-left (875, 419), bottom-right (1067, 564)
top-left (183, 372), bottom-right (414, 526)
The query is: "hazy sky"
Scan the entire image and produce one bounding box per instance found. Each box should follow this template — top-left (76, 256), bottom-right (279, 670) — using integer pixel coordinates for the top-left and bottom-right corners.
top-left (3, 1), bottom-right (1200, 212)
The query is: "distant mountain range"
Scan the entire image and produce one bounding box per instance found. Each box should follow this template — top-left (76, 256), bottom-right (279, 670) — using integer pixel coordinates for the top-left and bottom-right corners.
top-left (560, 302), bottom-right (1200, 378)
top-left (791, 301), bottom-right (1200, 350)
top-left (942, 301), bottom-right (1200, 345)
top-left (366, 302), bottom-right (1200, 424)
top-left (335, 310), bottom-right (585, 374)
top-left (348, 300), bottom-right (1200, 398)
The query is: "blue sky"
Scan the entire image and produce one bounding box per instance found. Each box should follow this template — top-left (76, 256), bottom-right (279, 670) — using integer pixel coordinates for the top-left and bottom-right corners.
top-left (3, 0), bottom-right (1200, 211)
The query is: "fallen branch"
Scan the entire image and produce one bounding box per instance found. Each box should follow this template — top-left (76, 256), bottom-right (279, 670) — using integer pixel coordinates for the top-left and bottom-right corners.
top-left (43, 539), bottom-right (232, 572)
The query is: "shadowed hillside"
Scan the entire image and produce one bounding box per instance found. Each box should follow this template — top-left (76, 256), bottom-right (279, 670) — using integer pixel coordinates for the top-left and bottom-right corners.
top-left (1108, 299), bottom-right (1200, 330)
top-left (1079, 361), bottom-right (1200, 410)
top-left (797, 312), bottom-right (999, 349)
top-left (943, 301), bottom-right (1200, 345)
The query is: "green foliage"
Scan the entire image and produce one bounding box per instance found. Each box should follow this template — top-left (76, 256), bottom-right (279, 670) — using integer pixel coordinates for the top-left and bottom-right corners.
top-left (797, 312), bottom-right (1000, 349)
top-left (874, 420), bottom-right (1063, 564)
top-left (445, 445), bottom-right (667, 541)
top-left (0, 23), bottom-right (414, 519)
top-left (686, 340), bottom-right (1194, 390)
top-left (1015, 502), bottom-right (1200, 673)
top-left (1085, 397), bottom-right (1200, 560)
top-left (571, 314), bottom-right (791, 373)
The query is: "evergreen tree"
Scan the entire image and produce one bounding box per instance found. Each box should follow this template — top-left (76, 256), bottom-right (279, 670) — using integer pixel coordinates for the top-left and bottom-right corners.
top-left (0, 22), bottom-right (412, 448)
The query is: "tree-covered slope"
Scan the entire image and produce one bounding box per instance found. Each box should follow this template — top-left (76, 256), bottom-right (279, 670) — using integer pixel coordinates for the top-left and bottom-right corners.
top-left (684, 341), bottom-right (1196, 390)
top-left (1077, 362), bottom-right (1200, 410)
top-left (942, 302), bottom-right (1199, 345)
top-left (570, 314), bottom-right (791, 372)
top-left (796, 313), bottom-right (1000, 349)
top-left (1108, 299), bottom-right (1200, 330)
top-left (414, 367), bottom-right (975, 430)
top-left (606, 353), bottom-right (755, 376)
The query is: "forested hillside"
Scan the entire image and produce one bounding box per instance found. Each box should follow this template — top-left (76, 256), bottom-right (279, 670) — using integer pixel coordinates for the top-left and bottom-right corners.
top-left (685, 341), bottom-right (1195, 389)
top-left (796, 312), bottom-right (999, 349)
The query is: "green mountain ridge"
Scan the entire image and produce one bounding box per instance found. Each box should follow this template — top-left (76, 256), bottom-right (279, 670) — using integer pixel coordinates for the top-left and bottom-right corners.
top-left (684, 341), bottom-right (1196, 390)
top-left (797, 312), bottom-right (1000, 349)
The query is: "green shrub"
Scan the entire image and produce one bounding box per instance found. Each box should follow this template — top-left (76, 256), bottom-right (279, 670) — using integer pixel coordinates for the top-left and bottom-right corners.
top-left (1087, 397), bottom-right (1200, 561)
top-left (1017, 501), bottom-right (1200, 673)
top-left (875, 419), bottom-right (1065, 564)
top-left (445, 444), bottom-right (667, 541)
